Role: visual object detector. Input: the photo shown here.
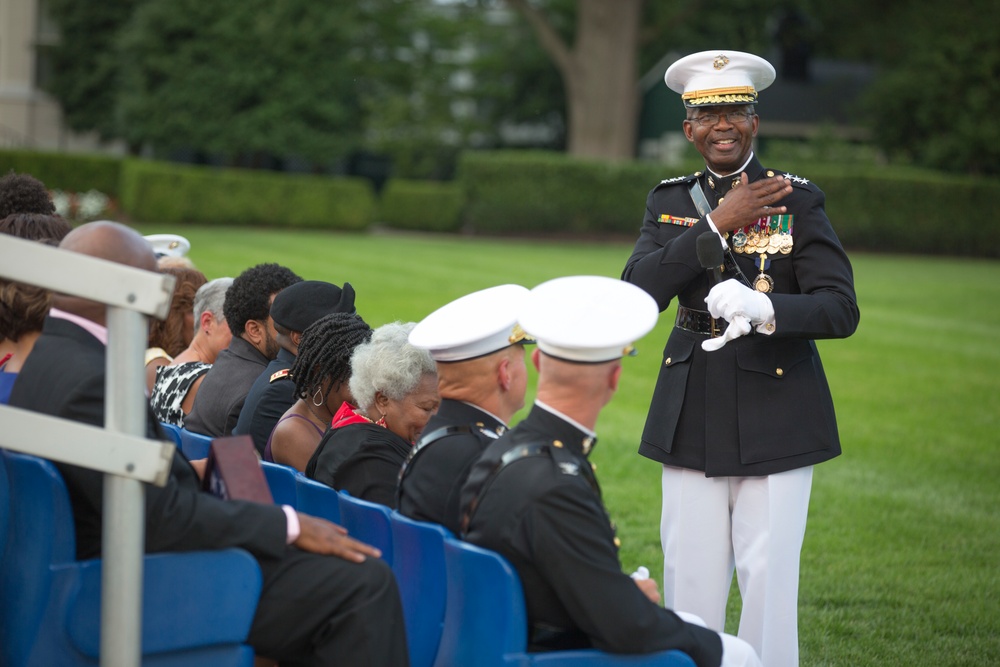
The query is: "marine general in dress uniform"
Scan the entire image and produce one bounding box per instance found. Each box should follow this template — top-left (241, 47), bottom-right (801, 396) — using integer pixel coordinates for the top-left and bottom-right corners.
top-left (621, 50), bottom-right (860, 667)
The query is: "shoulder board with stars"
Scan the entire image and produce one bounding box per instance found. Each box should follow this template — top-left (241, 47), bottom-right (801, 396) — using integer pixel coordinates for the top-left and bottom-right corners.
top-left (766, 169), bottom-right (815, 190)
top-left (654, 171), bottom-right (702, 190)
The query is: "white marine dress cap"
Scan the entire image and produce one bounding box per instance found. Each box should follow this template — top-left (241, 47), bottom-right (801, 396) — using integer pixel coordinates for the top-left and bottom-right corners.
top-left (408, 284), bottom-right (532, 362)
top-left (665, 50), bottom-right (776, 108)
top-left (519, 276), bottom-right (659, 363)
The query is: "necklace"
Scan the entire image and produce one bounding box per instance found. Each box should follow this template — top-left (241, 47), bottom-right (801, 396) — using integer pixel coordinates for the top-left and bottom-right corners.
top-left (304, 402), bottom-right (331, 429)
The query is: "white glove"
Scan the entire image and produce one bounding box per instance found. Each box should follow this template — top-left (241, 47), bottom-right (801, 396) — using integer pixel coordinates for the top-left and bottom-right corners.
top-left (705, 280), bottom-right (774, 326)
top-left (701, 314), bottom-right (751, 351)
top-left (630, 566), bottom-right (650, 581)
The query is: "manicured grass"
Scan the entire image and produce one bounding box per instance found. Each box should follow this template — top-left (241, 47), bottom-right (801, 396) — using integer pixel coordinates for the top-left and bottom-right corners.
top-left (144, 224), bottom-right (1000, 665)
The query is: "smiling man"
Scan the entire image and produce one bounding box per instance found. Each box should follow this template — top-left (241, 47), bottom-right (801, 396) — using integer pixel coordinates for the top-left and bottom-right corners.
top-left (621, 51), bottom-right (859, 667)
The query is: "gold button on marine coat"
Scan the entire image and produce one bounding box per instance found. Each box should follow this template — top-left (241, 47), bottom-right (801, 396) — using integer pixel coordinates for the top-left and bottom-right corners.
top-left (664, 357), bottom-right (672, 366)
top-left (776, 368), bottom-right (784, 376)
top-left (766, 170), bottom-right (775, 177)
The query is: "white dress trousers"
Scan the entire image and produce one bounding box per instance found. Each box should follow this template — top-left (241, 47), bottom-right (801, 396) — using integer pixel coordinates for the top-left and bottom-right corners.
top-left (661, 465), bottom-right (814, 667)
top-left (675, 611), bottom-right (763, 667)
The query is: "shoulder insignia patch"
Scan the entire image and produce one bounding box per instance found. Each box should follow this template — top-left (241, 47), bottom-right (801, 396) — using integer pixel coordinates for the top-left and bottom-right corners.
top-left (269, 369), bottom-right (291, 383)
top-left (557, 461), bottom-right (580, 476)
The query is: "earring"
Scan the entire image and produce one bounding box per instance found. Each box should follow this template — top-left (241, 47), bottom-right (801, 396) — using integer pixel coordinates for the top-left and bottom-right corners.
top-left (312, 388), bottom-right (324, 407)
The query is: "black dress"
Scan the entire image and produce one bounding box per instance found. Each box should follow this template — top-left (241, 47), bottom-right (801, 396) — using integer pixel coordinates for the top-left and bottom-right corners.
top-left (306, 422), bottom-right (411, 508)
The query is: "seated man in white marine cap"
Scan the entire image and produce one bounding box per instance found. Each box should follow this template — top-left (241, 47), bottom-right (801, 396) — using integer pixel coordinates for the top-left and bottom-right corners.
top-left (144, 233), bottom-right (195, 269)
top-left (622, 50), bottom-right (859, 667)
top-left (459, 275), bottom-right (761, 667)
top-left (398, 284), bottom-right (532, 534)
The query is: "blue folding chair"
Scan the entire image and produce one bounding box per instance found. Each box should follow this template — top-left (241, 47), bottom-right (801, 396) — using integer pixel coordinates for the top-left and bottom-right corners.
top-left (337, 491), bottom-right (393, 564)
top-left (295, 476), bottom-right (341, 524)
top-left (390, 512), bottom-right (452, 667)
top-left (260, 461), bottom-right (298, 507)
top-left (0, 450), bottom-right (261, 667)
top-left (435, 538), bottom-right (696, 667)
top-left (158, 422), bottom-right (183, 447)
top-left (178, 428), bottom-right (213, 460)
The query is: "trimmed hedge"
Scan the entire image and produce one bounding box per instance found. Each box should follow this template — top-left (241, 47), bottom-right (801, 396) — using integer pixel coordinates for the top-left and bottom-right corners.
top-left (458, 150), bottom-right (670, 236)
top-left (0, 149), bottom-right (122, 198)
top-left (119, 159), bottom-right (375, 230)
top-left (378, 179), bottom-right (463, 232)
top-left (456, 150), bottom-right (1000, 257)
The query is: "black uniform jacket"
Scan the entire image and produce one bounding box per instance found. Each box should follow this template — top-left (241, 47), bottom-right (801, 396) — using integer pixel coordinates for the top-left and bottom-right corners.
top-left (622, 155), bottom-right (860, 476)
top-left (9, 317), bottom-right (287, 560)
top-left (184, 335), bottom-right (269, 438)
top-left (233, 348), bottom-right (297, 456)
top-left (397, 398), bottom-right (504, 534)
top-left (306, 421), bottom-right (411, 508)
top-left (459, 405), bottom-right (723, 665)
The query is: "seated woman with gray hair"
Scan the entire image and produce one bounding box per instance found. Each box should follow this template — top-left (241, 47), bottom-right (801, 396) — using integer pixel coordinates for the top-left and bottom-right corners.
top-left (150, 277), bottom-right (233, 426)
top-left (305, 321), bottom-right (440, 508)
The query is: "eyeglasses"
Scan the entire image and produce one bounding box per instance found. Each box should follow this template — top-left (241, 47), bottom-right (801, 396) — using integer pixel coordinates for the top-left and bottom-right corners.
top-left (686, 112), bottom-right (754, 127)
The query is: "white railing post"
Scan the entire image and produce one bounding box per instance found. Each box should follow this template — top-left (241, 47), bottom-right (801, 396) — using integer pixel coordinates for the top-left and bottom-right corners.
top-left (101, 305), bottom-right (151, 667)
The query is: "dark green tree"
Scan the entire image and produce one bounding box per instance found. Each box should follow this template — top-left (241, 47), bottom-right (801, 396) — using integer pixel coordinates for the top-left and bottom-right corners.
top-left (855, 0), bottom-right (999, 174)
top-left (115, 0), bottom-right (388, 165)
top-left (43, 0), bottom-right (138, 140)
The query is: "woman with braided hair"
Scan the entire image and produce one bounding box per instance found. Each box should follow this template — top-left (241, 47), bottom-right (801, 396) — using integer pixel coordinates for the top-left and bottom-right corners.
top-left (266, 311), bottom-right (373, 471)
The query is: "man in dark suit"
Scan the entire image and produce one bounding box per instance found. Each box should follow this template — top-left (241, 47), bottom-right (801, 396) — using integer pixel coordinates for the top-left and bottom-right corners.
top-left (398, 284), bottom-right (531, 534)
top-left (233, 280), bottom-right (356, 455)
top-left (10, 221), bottom-right (409, 665)
top-left (184, 263), bottom-right (301, 437)
top-left (459, 276), bottom-right (760, 667)
top-left (621, 50), bottom-right (860, 666)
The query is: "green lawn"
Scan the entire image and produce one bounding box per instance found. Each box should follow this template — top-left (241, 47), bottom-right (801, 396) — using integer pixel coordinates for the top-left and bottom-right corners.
top-left (145, 224), bottom-right (1000, 666)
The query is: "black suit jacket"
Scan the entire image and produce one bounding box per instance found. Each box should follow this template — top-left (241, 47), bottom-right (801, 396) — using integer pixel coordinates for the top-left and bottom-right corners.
top-left (460, 405), bottom-right (723, 665)
top-left (622, 155), bottom-right (860, 476)
top-left (185, 335), bottom-right (269, 437)
top-left (232, 348), bottom-right (297, 456)
top-left (9, 316), bottom-right (287, 560)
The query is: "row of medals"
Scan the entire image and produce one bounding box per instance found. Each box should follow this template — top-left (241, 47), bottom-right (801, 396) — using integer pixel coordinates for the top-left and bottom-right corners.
top-left (729, 223), bottom-right (793, 294)
top-left (712, 176), bottom-right (793, 293)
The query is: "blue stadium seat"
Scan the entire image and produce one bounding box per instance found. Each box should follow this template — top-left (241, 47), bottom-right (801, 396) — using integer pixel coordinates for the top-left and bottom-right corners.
top-left (435, 538), bottom-right (696, 667)
top-left (158, 422), bottom-right (183, 447)
top-left (260, 461), bottom-right (298, 507)
top-left (390, 512), bottom-right (452, 667)
top-left (178, 428), bottom-right (213, 460)
top-left (0, 450), bottom-right (261, 667)
top-left (295, 475), bottom-right (341, 524)
top-left (337, 491), bottom-right (393, 564)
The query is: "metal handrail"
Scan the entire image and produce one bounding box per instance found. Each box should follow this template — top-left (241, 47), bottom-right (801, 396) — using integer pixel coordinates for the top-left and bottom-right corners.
top-left (0, 234), bottom-right (176, 667)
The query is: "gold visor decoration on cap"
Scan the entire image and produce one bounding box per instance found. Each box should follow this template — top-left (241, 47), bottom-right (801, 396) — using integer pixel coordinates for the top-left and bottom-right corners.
top-left (682, 85), bottom-right (758, 106)
top-left (508, 323), bottom-right (534, 345)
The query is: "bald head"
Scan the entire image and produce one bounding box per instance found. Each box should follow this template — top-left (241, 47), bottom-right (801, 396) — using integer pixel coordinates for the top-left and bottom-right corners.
top-left (54, 221), bottom-right (159, 323)
top-left (60, 221), bottom-right (158, 272)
